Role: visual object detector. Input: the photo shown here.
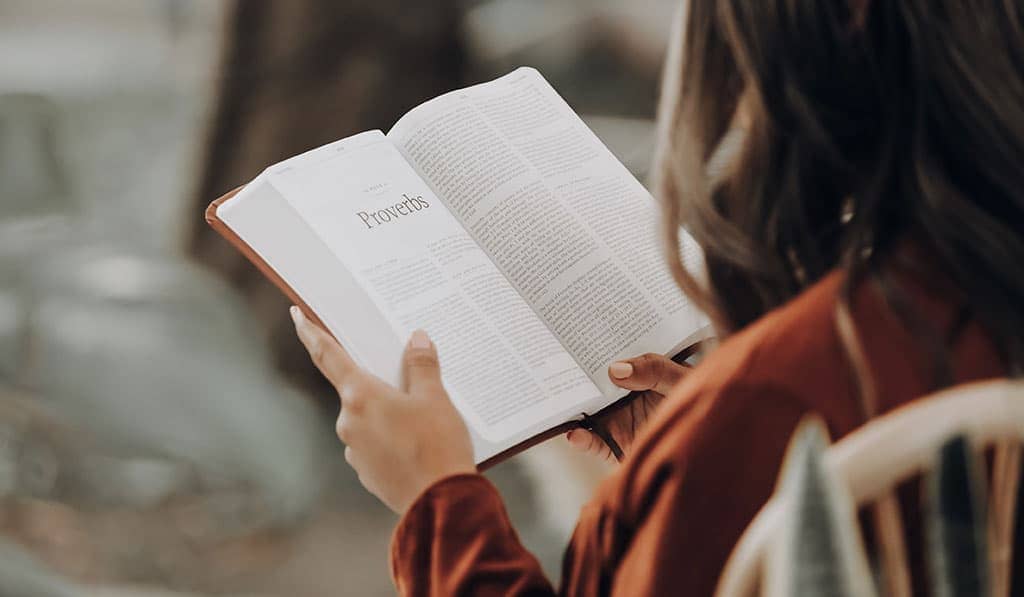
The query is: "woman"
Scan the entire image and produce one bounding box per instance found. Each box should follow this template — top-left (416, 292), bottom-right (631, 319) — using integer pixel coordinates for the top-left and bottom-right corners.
top-left (290, 0), bottom-right (1024, 594)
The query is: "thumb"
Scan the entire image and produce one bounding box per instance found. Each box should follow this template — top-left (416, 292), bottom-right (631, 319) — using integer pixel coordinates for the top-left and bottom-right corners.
top-left (608, 353), bottom-right (689, 395)
top-left (402, 329), bottom-right (444, 395)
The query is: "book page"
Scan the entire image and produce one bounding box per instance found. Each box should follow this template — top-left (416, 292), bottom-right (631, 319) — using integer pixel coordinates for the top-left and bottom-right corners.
top-left (217, 177), bottom-right (555, 463)
top-left (260, 131), bottom-right (603, 443)
top-left (388, 68), bottom-right (707, 399)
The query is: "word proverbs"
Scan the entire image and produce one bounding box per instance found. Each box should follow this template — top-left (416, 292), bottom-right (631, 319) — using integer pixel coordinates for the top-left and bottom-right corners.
top-left (356, 194), bottom-right (431, 230)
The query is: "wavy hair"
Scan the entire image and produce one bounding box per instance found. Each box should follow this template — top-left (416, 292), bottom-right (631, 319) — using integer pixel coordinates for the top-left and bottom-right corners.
top-left (654, 0), bottom-right (1024, 379)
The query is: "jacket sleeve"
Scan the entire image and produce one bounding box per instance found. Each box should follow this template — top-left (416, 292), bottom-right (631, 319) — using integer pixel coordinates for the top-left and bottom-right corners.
top-left (594, 383), bottom-right (810, 596)
top-left (390, 384), bottom-right (809, 597)
top-left (390, 473), bottom-right (556, 597)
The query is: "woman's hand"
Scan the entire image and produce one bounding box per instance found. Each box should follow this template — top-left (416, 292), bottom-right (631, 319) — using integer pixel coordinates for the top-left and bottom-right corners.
top-left (566, 353), bottom-right (691, 462)
top-left (290, 307), bottom-right (475, 514)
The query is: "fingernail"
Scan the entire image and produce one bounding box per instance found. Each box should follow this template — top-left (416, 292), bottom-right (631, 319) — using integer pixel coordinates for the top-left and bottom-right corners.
top-left (289, 306), bottom-right (304, 326)
top-left (609, 361), bottom-right (633, 379)
top-left (409, 329), bottom-right (431, 349)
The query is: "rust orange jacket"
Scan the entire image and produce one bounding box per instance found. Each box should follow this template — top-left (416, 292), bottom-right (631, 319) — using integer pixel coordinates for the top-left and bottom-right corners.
top-left (389, 267), bottom-right (1005, 595)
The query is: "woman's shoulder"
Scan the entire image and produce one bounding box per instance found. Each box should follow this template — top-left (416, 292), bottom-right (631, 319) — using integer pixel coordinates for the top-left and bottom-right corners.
top-left (607, 270), bottom-right (865, 516)
top-left (661, 268), bottom-right (860, 431)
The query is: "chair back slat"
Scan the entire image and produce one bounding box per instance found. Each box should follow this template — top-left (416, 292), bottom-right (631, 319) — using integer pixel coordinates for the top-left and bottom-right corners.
top-left (716, 380), bottom-right (1024, 597)
top-left (990, 441), bottom-right (1022, 597)
top-left (872, 494), bottom-right (912, 597)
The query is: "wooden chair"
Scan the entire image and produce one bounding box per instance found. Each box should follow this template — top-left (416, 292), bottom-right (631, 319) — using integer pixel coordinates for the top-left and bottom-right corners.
top-left (715, 379), bottom-right (1024, 597)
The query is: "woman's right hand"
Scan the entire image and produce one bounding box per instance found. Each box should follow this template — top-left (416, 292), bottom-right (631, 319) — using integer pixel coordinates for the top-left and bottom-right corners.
top-left (566, 353), bottom-right (691, 462)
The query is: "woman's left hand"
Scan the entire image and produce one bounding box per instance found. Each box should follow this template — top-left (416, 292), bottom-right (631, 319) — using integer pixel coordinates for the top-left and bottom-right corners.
top-left (290, 306), bottom-right (475, 514)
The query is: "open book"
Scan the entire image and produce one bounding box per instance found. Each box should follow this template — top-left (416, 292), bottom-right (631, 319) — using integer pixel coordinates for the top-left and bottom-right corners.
top-left (206, 67), bottom-right (707, 468)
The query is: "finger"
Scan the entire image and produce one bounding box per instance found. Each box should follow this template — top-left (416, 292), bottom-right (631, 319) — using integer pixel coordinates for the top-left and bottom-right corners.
top-left (335, 412), bottom-right (354, 445)
top-left (566, 429), bottom-right (614, 462)
top-left (344, 445), bottom-right (362, 469)
top-left (608, 353), bottom-right (689, 395)
top-left (401, 329), bottom-right (444, 395)
top-left (291, 306), bottom-right (357, 390)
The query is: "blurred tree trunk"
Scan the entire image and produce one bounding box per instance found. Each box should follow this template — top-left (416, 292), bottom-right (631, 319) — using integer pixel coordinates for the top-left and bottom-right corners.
top-left (187, 0), bottom-right (467, 397)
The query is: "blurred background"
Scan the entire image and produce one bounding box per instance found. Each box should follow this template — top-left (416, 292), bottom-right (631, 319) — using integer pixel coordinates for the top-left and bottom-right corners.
top-left (0, 0), bottom-right (677, 594)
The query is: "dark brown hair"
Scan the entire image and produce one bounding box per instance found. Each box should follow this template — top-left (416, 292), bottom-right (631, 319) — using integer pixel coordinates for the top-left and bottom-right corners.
top-left (654, 0), bottom-right (1024, 377)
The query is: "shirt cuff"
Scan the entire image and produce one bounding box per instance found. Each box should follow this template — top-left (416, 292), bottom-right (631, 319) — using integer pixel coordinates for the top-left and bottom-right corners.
top-left (389, 473), bottom-right (509, 582)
